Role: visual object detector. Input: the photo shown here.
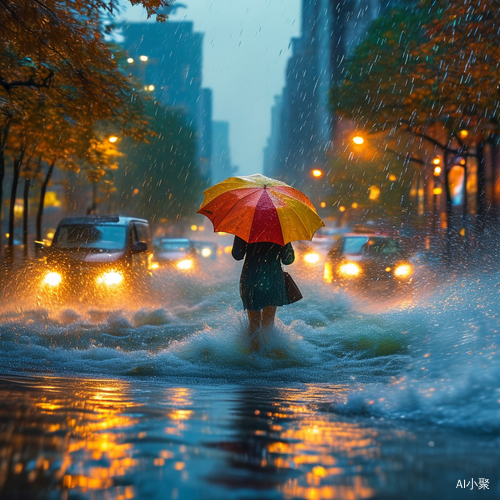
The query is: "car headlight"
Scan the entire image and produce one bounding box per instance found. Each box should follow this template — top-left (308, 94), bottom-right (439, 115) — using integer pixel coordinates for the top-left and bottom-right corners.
top-left (394, 263), bottom-right (413, 278)
top-left (43, 271), bottom-right (62, 287)
top-left (201, 247), bottom-right (212, 258)
top-left (339, 262), bottom-right (361, 277)
top-left (97, 271), bottom-right (124, 286)
top-left (176, 259), bottom-right (193, 270)
top-left (324, 262), bottom-right (333, 283)
top-left (304, 252), bottom-right (320, 264)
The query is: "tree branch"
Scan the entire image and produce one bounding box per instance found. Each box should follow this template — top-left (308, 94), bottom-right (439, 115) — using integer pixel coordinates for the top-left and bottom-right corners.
top-left (0, 70), bottom-right (54, 91)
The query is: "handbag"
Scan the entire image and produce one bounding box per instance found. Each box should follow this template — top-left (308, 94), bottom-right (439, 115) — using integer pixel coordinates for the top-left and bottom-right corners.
top-left (283, 271), bottom-right (303, 304)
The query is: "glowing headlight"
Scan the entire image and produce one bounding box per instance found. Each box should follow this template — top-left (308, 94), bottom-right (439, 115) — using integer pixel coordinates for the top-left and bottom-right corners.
top-left (97, 271), bottom-right (123, 286)
top-left (394, 264), bottom-right (413, 278)
top-left (339, 262), bottom-right (361, 277)
top-left (324, 262), bottom-right (333, 283)
top-left (151, 262), bottom-right (160, 270)
top-left (44, 272), bottom-right (62, 287)
top-left (304, 252), bottom-right (320, 264)
top-left (201, 248), bottom-right (212, 258)
top-left (176, 259), bottom-right (193, 270)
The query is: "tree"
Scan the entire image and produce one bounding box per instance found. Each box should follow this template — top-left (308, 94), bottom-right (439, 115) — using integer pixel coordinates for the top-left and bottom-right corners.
top-left (333, 1), bottom-right (500, 243)
top-left (0, 0), bottom-right (171, 247)
top-left (113, 100), bottom-right (205, 224)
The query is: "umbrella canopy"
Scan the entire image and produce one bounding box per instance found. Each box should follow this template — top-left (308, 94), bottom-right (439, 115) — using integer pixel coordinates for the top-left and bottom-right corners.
top-left (197, 173), bottom-right (324, 245)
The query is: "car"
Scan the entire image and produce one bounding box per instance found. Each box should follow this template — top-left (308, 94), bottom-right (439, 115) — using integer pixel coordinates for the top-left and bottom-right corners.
top-left (37, 215), bottom-right (153, 299)
top-left (294, 227), bottom-right (343, 268)
top-left (193, 241), bottom-right (219, 260)
top-left (323, 233), bottom-right (414, 289)
top-left (153, 238), bottom-right (197, 271)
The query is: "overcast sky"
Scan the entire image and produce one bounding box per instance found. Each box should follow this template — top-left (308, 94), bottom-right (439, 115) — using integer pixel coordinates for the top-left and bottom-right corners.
top-left (121, 0), bottom-right (301, 176)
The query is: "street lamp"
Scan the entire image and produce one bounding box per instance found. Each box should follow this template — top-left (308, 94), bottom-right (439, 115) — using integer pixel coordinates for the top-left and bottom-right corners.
top-left (127, 58), bottom-right (134, 64)
top-left (108, 136), bottom-right (118, 143)
top-left (312, 169), bottom-right (323, 178)
top-left (140, 55), bottom-right (148, 62)
top-left (352, 136), bottom-right (364, 145)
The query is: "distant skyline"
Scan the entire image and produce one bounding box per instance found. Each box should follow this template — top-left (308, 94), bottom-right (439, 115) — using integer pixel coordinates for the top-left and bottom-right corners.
top-left (121, 0), bottom-right (301, 176)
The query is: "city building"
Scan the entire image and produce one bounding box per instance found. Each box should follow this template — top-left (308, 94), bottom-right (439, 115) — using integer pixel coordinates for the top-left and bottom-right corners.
top-left (265, 0), bottom-right (412, 188)
top-left (121, 21), bottom-right (213, 181)
top-left (211, 121), bottom-right (237, 185)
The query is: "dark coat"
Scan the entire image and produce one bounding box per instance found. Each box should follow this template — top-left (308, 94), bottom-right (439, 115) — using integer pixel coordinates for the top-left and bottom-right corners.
top-left (231, 236), bottom-right (295, 311)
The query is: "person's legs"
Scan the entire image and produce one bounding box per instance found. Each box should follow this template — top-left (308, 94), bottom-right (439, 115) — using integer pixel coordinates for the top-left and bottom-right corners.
top-left (262, 306), bottom-right (277, 330)
top-left (247, 309), bottom-right (262, 350)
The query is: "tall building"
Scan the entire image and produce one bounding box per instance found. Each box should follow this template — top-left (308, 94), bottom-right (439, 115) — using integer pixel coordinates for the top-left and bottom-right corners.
top-left (265, 0), bottom-right (413, 186)
top-left (212, 121), bottom-right (236, 184)
top-left (121, 21), bottom-right (212, 181)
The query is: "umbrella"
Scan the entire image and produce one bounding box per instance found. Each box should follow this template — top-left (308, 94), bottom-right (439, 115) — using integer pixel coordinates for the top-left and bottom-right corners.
top-left (197, 173), bottom-right (324, 245)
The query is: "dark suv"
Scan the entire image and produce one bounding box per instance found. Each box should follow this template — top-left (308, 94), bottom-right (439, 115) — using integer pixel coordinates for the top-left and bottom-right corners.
top-left (39, 215), bottom-right (153, 299)
top-left (323, 233), bottom-right (414, 288)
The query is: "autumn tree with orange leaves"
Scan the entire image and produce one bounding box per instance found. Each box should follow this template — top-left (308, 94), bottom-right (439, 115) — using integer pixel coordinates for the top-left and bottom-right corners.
top-left (0, 0), bottom-right (173, 249)
top-left (333, 0), bottom-right (500, 245)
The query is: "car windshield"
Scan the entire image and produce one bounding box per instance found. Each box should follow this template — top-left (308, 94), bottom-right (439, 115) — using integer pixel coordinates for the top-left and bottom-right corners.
top-left (160, 241), bottom-right (190, 252)
top-left (342, 236), bottom-right (402, 256)
top-left (364, 238), bottom-right (402, 256)
top-left (342, 237), bottom-right (370, 255)
top-left (53, 224), bottom-right (127, 251)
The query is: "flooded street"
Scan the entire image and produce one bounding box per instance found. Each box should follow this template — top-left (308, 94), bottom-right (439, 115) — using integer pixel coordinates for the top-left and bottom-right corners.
top-left (0, 249), bottom-right (499, 499)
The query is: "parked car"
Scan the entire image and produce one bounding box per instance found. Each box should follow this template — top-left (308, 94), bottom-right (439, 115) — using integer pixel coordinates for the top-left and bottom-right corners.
top-left (323, 233), bottom-right (414, 289)
top-left (37, 215), bottom-right (153, 299)
top-left (153, 238), bottom-right (197, 271)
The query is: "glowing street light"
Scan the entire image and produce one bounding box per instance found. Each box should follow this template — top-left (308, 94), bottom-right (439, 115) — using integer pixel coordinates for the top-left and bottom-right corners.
top-left (312, 169), bottom-right (323, 178)
top-left (108, 136), bottom-right (118, 143)
top-left (433, 165), bottom-right (442, 176)
top-left (459, 129), bottom-right (469, 139)
top-left (352, 136), bottom-right (364, 145)
top-left (140, 55), bottom-right (148, 62)
top-left (432, 157), bottom-right (441, 165)
top-left (148, 85), bottom-right (155, 91)
top-left (127, 57), bottom-right (134, 64)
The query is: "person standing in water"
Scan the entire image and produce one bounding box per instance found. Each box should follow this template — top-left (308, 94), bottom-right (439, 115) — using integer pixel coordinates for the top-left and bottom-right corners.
top-left (232, 235), bottom-right (295, 348)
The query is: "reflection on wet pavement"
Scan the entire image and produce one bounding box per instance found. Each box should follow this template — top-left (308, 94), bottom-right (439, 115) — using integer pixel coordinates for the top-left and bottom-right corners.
top-left (0, 376), bottom-right (498, 500)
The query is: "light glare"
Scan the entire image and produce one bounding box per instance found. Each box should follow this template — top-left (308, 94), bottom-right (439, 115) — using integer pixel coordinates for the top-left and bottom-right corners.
top-left (44, 272), bottom-right (62, 287)
top-left (177, 259), bottom-right (193, 270)
top-left (97, 271), bottom-right (123, 286)
top-left (394, 264), bottom-right (412, 278)
top-left (304, 252), bottom-right (320, 264)
top-left (339, 263), bottom-right (361, 276)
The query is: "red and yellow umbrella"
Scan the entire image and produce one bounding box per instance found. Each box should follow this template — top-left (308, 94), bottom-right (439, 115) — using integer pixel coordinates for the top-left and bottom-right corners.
top-left (197, 173), bottom-right (324, 245)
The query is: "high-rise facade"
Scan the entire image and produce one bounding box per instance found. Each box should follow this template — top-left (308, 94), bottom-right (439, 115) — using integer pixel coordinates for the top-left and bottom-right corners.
top-left (121, 21), bottom-right (213, 181)
top-left (264, 0), bottom-right (410, 186)
top-left (212, 121), bottom-right (236, 185)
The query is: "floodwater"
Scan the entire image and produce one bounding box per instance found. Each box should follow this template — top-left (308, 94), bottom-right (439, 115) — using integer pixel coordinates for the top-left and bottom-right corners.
top-left (0, 243), bottom-right (499, 499)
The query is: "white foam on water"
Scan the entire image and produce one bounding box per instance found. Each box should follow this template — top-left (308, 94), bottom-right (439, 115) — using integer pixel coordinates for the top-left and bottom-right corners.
top-left (0, 257), bottom-right (498, 432)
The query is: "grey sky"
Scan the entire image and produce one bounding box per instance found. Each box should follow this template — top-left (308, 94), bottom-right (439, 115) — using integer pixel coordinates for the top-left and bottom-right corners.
top-left (121, 0), bottom-right (301, 176)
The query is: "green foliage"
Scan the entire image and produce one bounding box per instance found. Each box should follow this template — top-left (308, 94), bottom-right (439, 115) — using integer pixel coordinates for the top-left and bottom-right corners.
top-left (325, 151), bottom-right (417, 217)
top-left (332, 7), bottom-right (430, 131)
top-left (114, 101), bottom-right (205, 223)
